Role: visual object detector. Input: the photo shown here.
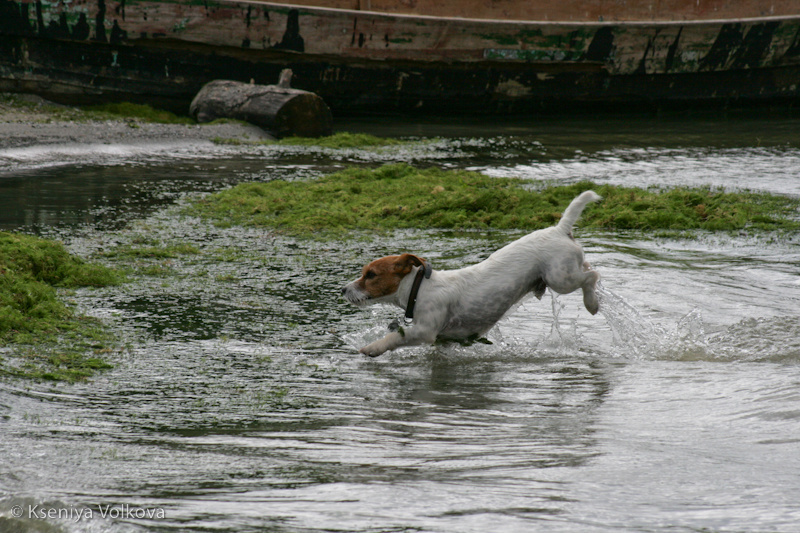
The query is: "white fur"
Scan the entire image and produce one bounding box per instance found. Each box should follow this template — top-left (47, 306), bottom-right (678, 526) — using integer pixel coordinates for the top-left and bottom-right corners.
top-left (343, 190), bottom-right (602, 356)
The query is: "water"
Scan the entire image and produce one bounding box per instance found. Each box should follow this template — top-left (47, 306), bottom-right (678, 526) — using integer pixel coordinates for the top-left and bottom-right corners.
top-left (1, 113), bottom-right (799, 532)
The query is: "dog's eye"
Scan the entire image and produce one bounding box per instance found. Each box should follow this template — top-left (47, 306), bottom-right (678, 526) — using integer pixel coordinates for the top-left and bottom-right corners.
top-left (365, 270), bottom-right (376, 280)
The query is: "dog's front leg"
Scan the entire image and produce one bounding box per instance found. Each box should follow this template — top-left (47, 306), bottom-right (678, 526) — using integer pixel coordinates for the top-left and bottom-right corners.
top-left (360, 331), bottom-right (404, 357)
top-left (359, 324), bottom-right (439, 357)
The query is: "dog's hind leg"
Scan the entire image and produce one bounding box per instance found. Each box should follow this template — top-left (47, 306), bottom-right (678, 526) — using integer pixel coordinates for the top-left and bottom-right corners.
top-left (581, 269), bottom-right (600, 315)
top-left (543, 251), bottom-right (600, 314)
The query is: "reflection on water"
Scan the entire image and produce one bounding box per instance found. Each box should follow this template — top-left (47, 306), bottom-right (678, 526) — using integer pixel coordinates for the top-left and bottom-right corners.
top-left (1, 114), bottom-right (799, 532)
top-left (0, 162), bottom-right (238, 231)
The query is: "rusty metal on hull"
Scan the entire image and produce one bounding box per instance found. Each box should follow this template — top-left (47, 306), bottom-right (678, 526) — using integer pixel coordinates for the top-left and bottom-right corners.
top-left (1, 0), bottom-right (799, 114)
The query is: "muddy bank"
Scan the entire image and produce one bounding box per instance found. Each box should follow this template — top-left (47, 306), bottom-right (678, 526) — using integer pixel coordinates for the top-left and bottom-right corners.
top-left (0, 94), bottom-right (271, 150)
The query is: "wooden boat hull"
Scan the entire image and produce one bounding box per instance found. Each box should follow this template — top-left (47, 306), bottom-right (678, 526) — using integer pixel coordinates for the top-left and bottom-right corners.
top-left (1, 0), bottom-right (799, 114)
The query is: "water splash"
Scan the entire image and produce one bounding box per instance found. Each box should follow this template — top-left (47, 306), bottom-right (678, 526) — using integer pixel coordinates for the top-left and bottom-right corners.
top-left (593, 283), bottom-right (800, 363)
top-left (596, 283), bottom-right (709, 360)
top-left (597, 284), bottom-right (668, 357)
top-left (541, 290), bottom-right (582, 355)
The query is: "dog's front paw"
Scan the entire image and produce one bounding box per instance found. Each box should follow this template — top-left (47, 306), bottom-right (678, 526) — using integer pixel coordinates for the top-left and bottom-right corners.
top-left (360, 337), bottom-right (393, 357)
top-left (359, 343), bottom-right (387, 357)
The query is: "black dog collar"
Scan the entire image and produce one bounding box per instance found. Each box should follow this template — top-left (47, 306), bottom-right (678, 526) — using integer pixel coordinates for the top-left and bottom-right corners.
top-left (404, 260), bottom-right (432, 320)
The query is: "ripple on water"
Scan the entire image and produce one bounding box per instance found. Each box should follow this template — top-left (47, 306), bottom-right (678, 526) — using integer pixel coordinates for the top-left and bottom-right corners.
top-left (2, 119), bottom-right (800, 533)
top-left (480, 146), bottom-right (800, 196)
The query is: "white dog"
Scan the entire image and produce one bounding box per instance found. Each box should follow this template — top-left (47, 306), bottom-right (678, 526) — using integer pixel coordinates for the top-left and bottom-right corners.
top-left (342, 190), bottom-right (602, 357)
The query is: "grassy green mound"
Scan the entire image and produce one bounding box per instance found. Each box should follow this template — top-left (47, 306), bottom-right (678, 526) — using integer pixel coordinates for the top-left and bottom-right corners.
top-left (190, 163), bottom-right (800, 236)
top-left (1, 232), bottom-right (124, 381)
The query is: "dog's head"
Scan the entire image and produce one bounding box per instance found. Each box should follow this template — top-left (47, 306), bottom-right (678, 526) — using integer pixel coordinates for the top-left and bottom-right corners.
top-left (342, 253), bottom-right (430, 306)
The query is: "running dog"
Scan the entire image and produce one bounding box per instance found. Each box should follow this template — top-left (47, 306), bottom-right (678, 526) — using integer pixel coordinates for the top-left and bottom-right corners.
top-left (341, 190), bottom-right (602, 357)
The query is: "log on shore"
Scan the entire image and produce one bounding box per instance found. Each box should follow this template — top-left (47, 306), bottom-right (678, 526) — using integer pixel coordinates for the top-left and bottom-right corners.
top-left (190, 78), bottom-right (332, 138)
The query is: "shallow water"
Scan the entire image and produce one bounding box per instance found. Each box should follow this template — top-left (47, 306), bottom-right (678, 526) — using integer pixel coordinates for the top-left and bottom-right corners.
top-left (1, 113), bottom-right (800, 532)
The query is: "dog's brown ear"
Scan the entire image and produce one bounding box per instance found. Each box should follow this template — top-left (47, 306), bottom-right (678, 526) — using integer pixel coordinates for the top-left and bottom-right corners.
top-left (395, 254), bottom-right (432, 278)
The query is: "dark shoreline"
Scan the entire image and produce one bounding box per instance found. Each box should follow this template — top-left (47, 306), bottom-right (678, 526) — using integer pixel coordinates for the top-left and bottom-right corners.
top-left (0, 93), bottom-right (271, 150)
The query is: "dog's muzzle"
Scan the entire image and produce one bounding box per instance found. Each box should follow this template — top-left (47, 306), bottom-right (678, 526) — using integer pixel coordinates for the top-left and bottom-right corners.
top-left (341, 283), bottom-right (368, 306)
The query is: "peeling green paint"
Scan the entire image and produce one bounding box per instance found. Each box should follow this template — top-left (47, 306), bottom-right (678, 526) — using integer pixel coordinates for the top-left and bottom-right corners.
top-left (172, 17), bottom-right (190, 33)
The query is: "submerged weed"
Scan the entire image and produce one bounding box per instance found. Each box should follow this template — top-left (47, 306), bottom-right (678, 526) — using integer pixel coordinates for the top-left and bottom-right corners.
top-left (103, 242), bottom-right (201, 259)
top-left (188, 164), bottom-right (800, 237)
top-left (212, 132), bottom-right (408, 148)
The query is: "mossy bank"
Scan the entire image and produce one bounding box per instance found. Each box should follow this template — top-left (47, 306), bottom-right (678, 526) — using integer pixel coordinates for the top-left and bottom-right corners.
top-left (1, 232), bottom-right (124, 381)
top-left (189, 164), bottom-right (800, 237)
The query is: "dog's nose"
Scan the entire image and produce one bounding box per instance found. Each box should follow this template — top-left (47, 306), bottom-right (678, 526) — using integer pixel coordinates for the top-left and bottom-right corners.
top-left (341, 286), bottom-right (347, 295)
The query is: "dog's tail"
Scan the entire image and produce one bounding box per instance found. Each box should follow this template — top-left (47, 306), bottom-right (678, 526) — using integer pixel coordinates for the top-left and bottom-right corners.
top-left (557, 190), bottom-right (602, 232)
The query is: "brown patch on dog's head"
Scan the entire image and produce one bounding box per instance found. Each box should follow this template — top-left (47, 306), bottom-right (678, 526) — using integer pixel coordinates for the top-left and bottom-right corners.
top-left (353, 253), bottom-right (426, 300)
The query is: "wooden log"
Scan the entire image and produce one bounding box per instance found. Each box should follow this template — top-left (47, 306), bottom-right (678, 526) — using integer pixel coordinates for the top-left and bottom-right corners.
top-left (189, 75), bottom-right (332, 138)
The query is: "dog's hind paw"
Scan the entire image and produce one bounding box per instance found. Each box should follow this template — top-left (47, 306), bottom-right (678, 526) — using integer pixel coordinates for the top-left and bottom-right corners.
top-left (583, 291), bottom-right (599, 315)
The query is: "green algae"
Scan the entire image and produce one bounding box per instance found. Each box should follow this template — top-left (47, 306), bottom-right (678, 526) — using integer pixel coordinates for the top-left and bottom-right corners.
top-left (1, 232), bottom-right (124, 381)
top-left (188, 164), bottom-right (800, 237)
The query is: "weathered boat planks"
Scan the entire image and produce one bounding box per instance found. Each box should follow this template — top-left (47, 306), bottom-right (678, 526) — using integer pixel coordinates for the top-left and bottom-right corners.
top-left (1, 0), bottom-right (799, 114)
